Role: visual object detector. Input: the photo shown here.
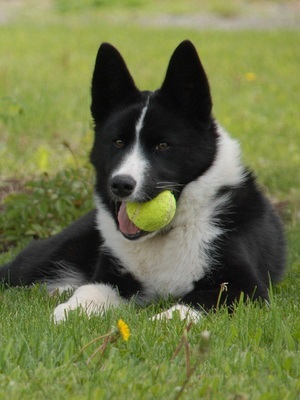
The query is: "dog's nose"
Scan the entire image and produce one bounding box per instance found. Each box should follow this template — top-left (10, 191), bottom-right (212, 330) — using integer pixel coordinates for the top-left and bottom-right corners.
top-left (110, 175), bottom-right (137, 198)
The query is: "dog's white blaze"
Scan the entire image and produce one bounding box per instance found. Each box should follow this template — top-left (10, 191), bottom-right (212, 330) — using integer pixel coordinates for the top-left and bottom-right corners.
top-left (96, 124), bottom-right (245, 304)
top-left (110, 101), bottom-right (150, 199)
top-left (135, 100), bottom-right (149, 137)
top-left (111, 144), bottom-right (147, 198)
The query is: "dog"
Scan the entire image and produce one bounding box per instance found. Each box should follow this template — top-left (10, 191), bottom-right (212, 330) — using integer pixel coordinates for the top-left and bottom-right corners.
top-left (0, 40), bottom-right (286, 323)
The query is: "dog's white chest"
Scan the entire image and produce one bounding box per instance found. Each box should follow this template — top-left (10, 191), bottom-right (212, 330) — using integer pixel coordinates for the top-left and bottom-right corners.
top-left (114, 230), bottom-right (204, 300)
top-left (107, 209), bottom-right (222, 302)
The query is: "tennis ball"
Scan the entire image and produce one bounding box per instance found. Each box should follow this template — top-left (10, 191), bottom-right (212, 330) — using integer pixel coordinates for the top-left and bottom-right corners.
top-left (126, 190), bottom-right (176, 232)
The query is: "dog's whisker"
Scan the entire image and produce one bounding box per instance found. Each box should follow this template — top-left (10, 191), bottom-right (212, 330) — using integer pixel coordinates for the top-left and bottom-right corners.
top-left (156, 187), bottom-right (181, 193)
top-left (156, 182), bottom-right (184, 187)
top-left (156, 182), bottom-right (183, 187)
top-left (156, 182), bottom-right (183, 193)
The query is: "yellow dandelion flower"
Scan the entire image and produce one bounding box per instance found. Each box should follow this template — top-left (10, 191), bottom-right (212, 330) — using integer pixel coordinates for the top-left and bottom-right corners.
top-left (117, 319), bottom-right (130, 341)
top-left (244, 72), bottom-right (257, 82)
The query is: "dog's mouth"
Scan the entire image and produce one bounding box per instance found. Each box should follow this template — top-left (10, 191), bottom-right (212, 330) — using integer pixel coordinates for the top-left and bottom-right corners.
top-left (116, 202), bottom-right (148, 241)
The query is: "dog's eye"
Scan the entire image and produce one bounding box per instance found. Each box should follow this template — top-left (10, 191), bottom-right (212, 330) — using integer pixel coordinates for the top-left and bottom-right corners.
top-left (156, 142), bottom-right (169, 151)
top-left (113, 139), bottom-right (125, 149)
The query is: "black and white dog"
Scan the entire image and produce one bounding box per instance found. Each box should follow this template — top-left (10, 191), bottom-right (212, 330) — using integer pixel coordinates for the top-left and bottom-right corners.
top-left (0, 41), bottom-right (286, 322)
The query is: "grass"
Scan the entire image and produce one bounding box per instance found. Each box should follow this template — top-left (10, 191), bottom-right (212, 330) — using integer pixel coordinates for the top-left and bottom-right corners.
top-left (0, 1), bottom-right (299, 399)
top-left (0, 288), bottom-right (299, 399)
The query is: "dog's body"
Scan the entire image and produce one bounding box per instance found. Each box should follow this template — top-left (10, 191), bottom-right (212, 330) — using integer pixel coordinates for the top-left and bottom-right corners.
top-left (0, 41), bottom-right (286, 322)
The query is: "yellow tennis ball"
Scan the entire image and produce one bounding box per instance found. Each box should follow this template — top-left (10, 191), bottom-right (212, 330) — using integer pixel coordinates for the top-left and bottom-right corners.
top-left (126, 190), bottom-right (176, 232)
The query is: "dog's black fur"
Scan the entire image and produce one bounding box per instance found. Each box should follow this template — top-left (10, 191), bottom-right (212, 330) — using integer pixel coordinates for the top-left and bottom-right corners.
top-left (0, 41), bottom-right (286, 320)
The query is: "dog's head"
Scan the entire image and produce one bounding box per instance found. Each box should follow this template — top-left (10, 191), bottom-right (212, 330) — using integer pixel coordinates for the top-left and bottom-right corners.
top-left (90, 40), bottom-right (218, 240)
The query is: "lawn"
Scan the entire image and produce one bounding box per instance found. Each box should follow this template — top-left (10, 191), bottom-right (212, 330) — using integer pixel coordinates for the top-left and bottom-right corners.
top-left (0, 1), bottom-right (299, 399)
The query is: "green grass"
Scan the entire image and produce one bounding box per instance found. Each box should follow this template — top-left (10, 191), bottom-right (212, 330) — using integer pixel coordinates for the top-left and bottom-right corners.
top-left (0, 288), bottom-right (299, 400)
top-left (0, 1), bottom-right (299, 399)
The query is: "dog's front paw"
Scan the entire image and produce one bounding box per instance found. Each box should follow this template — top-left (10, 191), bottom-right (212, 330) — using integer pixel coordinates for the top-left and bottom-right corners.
top-left (53, 283), bottom-right (124, 323)
top-left (151, 304), bottom-right (202, 323)
top-left (53, 301), bottom-right (79, 323)
top-left (53, 298), bottom-right (106, 323)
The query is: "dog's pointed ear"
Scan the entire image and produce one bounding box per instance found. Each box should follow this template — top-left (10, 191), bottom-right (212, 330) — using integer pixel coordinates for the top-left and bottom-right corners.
top-left (91, 43), bottom-right (140, 122)
top-left (159, 40), bottom-right (212, 122)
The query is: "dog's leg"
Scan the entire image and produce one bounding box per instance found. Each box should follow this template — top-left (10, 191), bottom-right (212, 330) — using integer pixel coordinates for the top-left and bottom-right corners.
top-left (53, 283), bottom-right (125, 323)
top-left (152, 278), bottom-right (269, 323)
top-left (0, 211), bottom-right (99, 287)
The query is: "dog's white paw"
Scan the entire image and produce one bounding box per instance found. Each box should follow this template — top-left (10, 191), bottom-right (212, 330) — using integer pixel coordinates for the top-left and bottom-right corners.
top-left (151, 304), bottom-right (202, 323)
top-left (53, 301), bottom-right (84, 323)
top-left (53, 283), bottom-right (124, 323)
